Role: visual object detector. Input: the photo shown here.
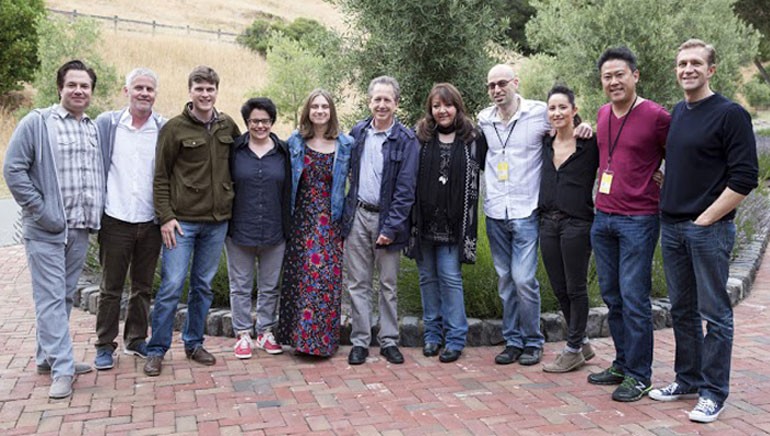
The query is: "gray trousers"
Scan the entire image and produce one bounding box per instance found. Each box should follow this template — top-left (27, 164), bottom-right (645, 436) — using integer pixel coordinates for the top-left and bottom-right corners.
top-left (224, 237), bottom-right (286, 334)
top-left (25, 229), bottom-right (90, 378)
top-left (344, 207), bottom-right (401, 348)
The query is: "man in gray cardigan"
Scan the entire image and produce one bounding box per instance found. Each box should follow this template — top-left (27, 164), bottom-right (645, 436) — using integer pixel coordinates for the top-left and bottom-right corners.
top-left (92, 68), bottom-right (166, 371)
top-left (3, 60), bottom-right (104, 399)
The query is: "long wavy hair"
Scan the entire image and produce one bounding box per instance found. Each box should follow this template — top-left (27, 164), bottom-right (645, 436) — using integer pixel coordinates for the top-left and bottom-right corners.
top-left (415, 83), bottom-right (475, 144)
top-left (298, 88), bottom-right (340, 140)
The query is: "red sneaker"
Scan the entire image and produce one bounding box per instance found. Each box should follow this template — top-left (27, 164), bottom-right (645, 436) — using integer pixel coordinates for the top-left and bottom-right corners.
top-left (256, 331), bottom-right (283, 355)
top-left (233, 332), bottom-right (253, 359)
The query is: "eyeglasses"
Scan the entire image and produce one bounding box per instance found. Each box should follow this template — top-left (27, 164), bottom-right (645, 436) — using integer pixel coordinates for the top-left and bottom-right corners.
top-left (247, 118), bottom-right (272, 127)
top-left (487, 80), bottom-right (511, 90)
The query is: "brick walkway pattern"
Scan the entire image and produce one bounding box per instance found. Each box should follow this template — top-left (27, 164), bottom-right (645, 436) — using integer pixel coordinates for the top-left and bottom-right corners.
top-left (1, 244), bottom-right (769, 435)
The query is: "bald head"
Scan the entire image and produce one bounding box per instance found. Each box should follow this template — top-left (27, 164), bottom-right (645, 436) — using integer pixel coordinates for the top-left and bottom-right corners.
top-left (487, 64), bottom-right (519, 111)
top-left (487, 64), bottom-right (515, 82)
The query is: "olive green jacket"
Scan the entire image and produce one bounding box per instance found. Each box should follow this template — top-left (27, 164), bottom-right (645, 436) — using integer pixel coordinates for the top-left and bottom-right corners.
top-left (153, 104), bottom-right (241, 224)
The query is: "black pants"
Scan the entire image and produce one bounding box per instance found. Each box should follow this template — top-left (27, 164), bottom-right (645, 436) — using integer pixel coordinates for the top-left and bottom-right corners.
top-left (539, 214), bottom-right (592, 349)
top-left (95, 214), bottom-right (161, 350)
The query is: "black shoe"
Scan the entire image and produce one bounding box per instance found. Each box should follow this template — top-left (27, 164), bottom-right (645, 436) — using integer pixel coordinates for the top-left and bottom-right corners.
top-left (380, 346), bottom-right (405, 364)
top-left (587, 366), bottom-right (625, 385)
top-left (495, 346), bottom-right (523, 365)
top-left (185, 346), bottom-right (216, 366)
top-left (439, 349), bottom-right (461, 363)
top-left (348, 346), bottom-right (369, 365)
top-left (518, 347), bottom-right (542, 366)
top-left (423, 343), bottom-right (440, 357)
top-left (612, 376), bottom-right (652, 402)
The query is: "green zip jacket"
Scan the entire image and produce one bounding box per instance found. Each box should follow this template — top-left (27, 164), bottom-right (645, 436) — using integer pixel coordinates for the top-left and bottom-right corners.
top-left (153, 103), bottom-right (241, 224)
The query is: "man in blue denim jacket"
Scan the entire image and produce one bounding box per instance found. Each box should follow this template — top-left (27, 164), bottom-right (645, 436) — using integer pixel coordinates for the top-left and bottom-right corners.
top-left (343, 76), bottom-right (419, 365)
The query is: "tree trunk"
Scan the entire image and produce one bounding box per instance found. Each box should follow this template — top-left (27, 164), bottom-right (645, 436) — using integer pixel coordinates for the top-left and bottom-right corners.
top-left (755, 57), bottom-right (770, 86)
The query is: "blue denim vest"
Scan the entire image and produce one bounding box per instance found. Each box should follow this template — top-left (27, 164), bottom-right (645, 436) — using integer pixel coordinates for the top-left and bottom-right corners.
top-left (287, 131), bottom-right (352, 222)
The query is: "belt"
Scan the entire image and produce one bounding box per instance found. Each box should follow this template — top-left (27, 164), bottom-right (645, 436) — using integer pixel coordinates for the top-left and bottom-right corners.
top-left (357, 200), bottom-right (380, 213)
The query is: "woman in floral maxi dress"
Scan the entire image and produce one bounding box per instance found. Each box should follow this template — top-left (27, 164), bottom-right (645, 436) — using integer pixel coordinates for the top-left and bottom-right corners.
top-left (276, 89), bottom-right (352, 356)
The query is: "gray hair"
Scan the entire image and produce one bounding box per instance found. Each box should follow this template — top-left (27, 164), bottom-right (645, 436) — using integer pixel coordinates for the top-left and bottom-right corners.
top-left (367, 75), bottom-right (400, 102)
top-left (125, 67), bottom-right (158, 88)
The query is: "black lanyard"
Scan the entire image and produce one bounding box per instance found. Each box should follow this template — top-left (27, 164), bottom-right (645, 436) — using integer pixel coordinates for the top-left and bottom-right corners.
top-left (494, 119), bottom-right (518, 154)
top-left (606, 95), bottom-right (638, 168)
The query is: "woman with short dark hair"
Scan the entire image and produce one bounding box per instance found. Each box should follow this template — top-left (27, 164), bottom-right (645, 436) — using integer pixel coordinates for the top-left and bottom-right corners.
top-left (225, 97), bottom-right (291, 359)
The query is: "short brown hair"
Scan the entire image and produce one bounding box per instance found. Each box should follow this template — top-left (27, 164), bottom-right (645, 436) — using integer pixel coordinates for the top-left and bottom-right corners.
top-left (677, 39), bottom-right (716, 66)
top-left (298, 88), bottom-right (340, 140)
top-left (188, 65), bottom-right (219, 89)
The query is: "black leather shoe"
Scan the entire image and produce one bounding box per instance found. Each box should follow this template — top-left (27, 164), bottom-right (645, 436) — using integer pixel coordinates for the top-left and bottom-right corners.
top-left (495, 346), bottom-right (523, 365)
top-left (143, 356), bottom-right (163, 376)
top-left (348, 346), bottom-right (369, 365)
top-left (423, 343), bottom-right (440, 357)
top-left (185, 346), bottom-right (216, 366)
top-left (439, 349), bottom-right (462, 363)
top-left (380, 346), bottom-right (404, 364)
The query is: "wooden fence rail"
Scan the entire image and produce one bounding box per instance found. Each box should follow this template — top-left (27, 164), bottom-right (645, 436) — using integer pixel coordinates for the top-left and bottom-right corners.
top-left (47, 8), bottom-right (241, 43)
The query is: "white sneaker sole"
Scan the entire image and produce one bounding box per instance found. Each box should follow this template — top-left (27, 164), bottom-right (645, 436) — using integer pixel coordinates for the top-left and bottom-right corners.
top-left (689, 406), bottom-right (724, 423)
top-left (234, 351), bottom-right (252, 359)
top-left (257, 345), bottom-right (284, 355)
top-left (648, 390), bottom-right (699, 402)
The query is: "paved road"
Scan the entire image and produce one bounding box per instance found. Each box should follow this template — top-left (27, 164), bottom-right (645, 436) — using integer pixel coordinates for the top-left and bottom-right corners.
top-left (1, 244), bottom-right (769, 434)
top-left (0, 198), bottom-right (20, 247)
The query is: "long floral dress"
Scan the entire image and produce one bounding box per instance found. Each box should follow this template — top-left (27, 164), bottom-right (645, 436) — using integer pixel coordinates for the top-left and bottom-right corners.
top-left (277, 147), bottom-right (342, 356)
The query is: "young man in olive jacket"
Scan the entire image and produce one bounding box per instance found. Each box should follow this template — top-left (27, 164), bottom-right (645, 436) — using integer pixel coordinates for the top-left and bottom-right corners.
top-left (144, 66), bottom-right (240, 377)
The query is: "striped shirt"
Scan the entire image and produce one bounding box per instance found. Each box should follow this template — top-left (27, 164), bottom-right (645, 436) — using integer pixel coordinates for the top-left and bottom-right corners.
top-left (53, 105), bottom-right (104, 230)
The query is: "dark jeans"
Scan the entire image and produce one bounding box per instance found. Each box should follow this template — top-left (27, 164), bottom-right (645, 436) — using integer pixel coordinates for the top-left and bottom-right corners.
top-left (661, 219), bottom-right (735, 405)
top-left (591, 211), bottom-right (659, 383)
top-left (95, 214), bottom-right (161, 350)
top-left (539, 213), bottom-right (592, 350)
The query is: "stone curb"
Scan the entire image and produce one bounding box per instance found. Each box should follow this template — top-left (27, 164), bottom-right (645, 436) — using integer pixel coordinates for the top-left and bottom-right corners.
top-left (73, 214), bottom-right (769, 348)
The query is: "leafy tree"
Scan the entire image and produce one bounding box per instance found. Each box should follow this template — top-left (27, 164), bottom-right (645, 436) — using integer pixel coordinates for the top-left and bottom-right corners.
top-left (333, 0), bottom-right (508, 125)
top-left (525, 0), bottom-right (759, 120)
top-left (238, 17), bottom-right (340, 58)
top-left (0, 0), bottom-right (45, 96)
top-left (256, 33), bottom-right (342, 127)
top-left (489, 0), bottom-right (537, 55)
top-left (734, 0), bottom-right (770, 84)
top-left (32, 16), bottom-right (120, 117)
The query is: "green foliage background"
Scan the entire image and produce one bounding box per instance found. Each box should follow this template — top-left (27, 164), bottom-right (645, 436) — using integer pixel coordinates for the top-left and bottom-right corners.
top-left (0, 0), bottom-right (44, 96)
top-left (31, 16), bottom-right (120, 117)
top-left (333, 0), bottom-right (508, 125)
top-left (523, 0), bottom-right (759, 119)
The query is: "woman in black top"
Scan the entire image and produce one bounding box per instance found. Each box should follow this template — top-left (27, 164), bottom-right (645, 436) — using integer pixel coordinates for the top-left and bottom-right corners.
top-left (538, 85), bottom-right (599, 373)
top-left (406, 83), bottom-right (486, 363)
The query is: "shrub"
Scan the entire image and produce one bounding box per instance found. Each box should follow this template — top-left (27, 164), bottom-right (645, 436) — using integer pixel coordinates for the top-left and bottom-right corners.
top-left (0, 0), bottom-right (44, 96)
top-left (31, 15), bottom-right (119, 118)
top-left (743, 76), bottom-right (770, 110)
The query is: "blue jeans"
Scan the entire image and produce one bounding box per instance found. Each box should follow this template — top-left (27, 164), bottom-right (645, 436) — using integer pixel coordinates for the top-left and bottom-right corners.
top-left (661, 219), bottom-right (735, 405)
top-left (417, 242), bottom-right (468, 351)
top-left (486, 213), bottom-right (544, 349)
top-left (591, 211), bottom-right (658, 383)
top-left (147, 220), bottom-right (227, 356)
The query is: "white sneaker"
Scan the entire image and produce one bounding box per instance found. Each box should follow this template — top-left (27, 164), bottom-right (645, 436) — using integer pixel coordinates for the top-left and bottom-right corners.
top-left (689, 397), bottom-right (724, 423)
top-left (256, 331), bottom-right (283, 355)
top-left (649, 381), bottom-right (699, 402)
top-left (233, 331), bottom-right (253, 359)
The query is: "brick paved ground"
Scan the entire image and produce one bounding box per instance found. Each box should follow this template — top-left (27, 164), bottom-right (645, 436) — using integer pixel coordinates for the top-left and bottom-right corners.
top-left (1, 244), bottom-right (769, 435)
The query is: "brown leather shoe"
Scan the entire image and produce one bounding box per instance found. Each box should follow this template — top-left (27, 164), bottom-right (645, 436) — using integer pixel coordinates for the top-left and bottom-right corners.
top-left (186, 346), bottom-right (216, 366)
top-left (143, 356), bottom-right (163, 377)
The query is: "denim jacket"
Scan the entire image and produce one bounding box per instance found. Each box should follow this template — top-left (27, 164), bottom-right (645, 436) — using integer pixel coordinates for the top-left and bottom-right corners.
top-left (342, 117), bottom-right (419, 251)
top-left (287, 131), bottom-right (353, 222)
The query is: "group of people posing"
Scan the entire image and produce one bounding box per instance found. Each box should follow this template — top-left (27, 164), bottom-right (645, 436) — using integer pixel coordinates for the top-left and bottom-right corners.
top-left (4, 38), bottom-right (758, 425)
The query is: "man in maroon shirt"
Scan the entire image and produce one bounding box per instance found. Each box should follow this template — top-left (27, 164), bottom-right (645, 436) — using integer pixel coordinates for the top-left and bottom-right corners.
top-left (587, 47), bottom-right (670, 402)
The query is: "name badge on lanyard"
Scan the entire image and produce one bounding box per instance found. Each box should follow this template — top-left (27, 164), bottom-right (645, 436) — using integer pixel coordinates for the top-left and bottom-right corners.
top-left (494, 117), bottom-right (517, 183)
top-left (599, 170), bottom-right (613, 194)
top-left (497, 161), bottom-right (509, 181)
top-left (600, 96), bottom-right (638, 196)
